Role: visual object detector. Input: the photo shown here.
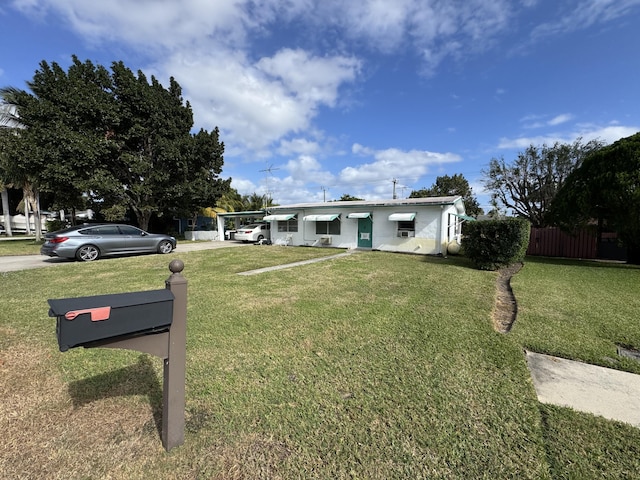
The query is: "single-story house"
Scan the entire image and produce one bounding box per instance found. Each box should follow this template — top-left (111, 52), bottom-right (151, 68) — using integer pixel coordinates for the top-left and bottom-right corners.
top-left (217, 196), bottom-right (472, 255)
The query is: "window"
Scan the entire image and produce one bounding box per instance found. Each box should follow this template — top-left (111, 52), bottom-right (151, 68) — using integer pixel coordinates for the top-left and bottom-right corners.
top-left (278, 219), bottom-right (298, 232)
top-left (388, 212), bottom-right (416, 237)
top-left (315, 218), bottom-right (341, 235)
top-left (397, 220), bottom-right (415, 231)
top-left (118, 225), bottom-right (143, 235)
top-left (397, 220), bottom-right (415, 237)
top-left (82, 226), bottom-right (120, 235)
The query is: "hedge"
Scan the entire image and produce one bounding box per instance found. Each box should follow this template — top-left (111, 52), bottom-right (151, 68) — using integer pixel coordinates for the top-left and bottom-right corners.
top-left (462, 218), bottom-right (531, 270)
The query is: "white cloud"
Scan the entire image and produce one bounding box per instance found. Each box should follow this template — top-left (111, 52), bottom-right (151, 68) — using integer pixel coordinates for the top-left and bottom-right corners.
top-left (521, 113), bottom-right (574, 129)
top-left (547, 113), bottom-right (573, 126)
top-left (230, 177), bottom-right (257, 194)
top-left (343, 143), bottom-right (461, 185)
top-left (256, 49), bottom-right (361, 108)
top-left (498, 123), bottom-right (639, 149)
top-left (162, 48), bottom-right (360, 152)
top-left (530, 0), bottom-right (640, 40)
top-left (12, 0), bottom-right (248, 50)
top-left (277, 138), bottom-right (320, 156)
top-left (285, 155), bottom-right (335, 184)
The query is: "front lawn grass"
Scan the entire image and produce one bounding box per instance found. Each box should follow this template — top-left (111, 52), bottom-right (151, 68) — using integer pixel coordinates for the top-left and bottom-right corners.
top-left (1, 248), bottom-right (639, 478)
top-left (0, 237), bottom-right (43, 255)
top-left (509, 257), bottom-right (640, 374)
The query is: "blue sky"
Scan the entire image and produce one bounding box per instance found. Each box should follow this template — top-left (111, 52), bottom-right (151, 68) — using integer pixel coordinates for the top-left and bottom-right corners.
top-left (2, 0), bottom-right (639, 211)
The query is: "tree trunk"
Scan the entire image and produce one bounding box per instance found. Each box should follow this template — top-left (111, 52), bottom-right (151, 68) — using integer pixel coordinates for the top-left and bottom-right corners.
top-left (33, 191), bottom-right (42, 242)
top-left (137, 210), bottom-right (152, 232)
top-left (1, 186), bottom-right (12, 236)
top-left (24, 194), bottom-right (31, 235)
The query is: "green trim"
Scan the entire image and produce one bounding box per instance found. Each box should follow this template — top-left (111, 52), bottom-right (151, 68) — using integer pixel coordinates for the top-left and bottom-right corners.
top-left (453, 213), bottom-right (476, 222)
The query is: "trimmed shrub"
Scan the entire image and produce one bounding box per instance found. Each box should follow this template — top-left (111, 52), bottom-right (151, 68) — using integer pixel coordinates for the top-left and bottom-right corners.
top-left (45, 219), bottom-right (67, 233)
top-left (462, 218), bottom-right (531, 270)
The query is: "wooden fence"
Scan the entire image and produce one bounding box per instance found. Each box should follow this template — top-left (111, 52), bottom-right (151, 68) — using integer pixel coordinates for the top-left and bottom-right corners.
top-left (527, 227), bottom-right (597, 259)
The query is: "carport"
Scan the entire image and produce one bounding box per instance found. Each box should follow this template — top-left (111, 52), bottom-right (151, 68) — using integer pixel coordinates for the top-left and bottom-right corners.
top-left (216, 210), bottom-right (266, 241)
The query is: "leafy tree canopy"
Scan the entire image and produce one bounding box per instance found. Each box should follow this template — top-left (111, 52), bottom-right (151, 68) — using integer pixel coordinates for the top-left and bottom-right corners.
top-left (550, 132), bottom-right (640, 264)
top-left (409, 173), bottom-right (483, 217)
top-left (482, 139), bottom-right (603, 227)
top-left (338, 194), bottom-right (364, 201)
top-left (0, 56), bottom-right (229, 230)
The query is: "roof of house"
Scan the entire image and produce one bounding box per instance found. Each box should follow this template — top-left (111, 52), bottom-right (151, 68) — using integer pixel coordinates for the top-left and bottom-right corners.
top-left (268, 196), bottom-right (462, 211)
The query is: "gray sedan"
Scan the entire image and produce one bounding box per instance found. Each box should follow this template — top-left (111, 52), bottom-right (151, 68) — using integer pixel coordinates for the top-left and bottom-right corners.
top-left (41, 224), bottom-right (176, 261)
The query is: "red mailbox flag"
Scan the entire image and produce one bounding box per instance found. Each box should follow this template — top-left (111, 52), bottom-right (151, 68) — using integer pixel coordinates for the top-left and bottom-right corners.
top-left (64, 306), bottom-right (112, 322)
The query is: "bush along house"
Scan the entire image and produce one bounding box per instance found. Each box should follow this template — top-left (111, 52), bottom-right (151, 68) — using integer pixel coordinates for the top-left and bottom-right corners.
top-left (237, 196), bottom-right (472, 255)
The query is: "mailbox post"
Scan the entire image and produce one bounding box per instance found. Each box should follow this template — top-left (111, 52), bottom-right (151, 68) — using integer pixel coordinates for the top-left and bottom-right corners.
top-left (47, 260), bottom-right (188, 452)
top-left (162, 259), bottom-right (187, 451)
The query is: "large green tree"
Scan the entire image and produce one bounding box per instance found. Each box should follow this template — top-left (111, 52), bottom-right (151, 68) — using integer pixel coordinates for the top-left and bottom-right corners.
top-left (550, 132), bottom-right (640, 264)
top-left (410, 173), bottom-right (483, 217)
top-left (483, 139), bottom-right (603, 227)
top-left (1, 56), bottom-right (228, 231)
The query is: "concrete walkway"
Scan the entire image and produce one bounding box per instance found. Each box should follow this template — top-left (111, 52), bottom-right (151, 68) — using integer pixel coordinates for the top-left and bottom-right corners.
top-left (526, 350), bottom-right (640, 427)
top-left (238, 251), bottom-right (353, 276)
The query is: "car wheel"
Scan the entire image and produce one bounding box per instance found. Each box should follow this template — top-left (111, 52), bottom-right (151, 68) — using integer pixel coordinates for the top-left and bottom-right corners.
top-left (257, 235), bottom-right (264, 242)
top-left (76, 244), bottom-right (100, 262)
top-left (158, 240), bottom-right (174, 254)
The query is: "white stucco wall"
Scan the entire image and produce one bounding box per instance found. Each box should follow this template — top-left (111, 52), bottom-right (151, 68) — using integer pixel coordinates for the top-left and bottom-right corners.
top-left (267, 200), bottom-right (464, 255)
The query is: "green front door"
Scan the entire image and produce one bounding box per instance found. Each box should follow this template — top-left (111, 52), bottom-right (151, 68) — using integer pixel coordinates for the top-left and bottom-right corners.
top-left (357, 217), bottom-right (373, 248)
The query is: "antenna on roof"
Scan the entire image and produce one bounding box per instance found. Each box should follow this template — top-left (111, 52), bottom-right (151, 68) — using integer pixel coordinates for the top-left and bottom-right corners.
top-left (259, 164), bottom-right (280, 207)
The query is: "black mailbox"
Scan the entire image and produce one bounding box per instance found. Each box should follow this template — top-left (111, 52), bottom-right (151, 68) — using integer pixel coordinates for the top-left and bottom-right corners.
top-left (48, 289), bottom-right (175, 352)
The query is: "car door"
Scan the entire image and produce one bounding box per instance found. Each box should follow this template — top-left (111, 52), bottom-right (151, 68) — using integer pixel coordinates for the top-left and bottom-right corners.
top-left (82, 225), bottom-right (125, 255)
top-left (118, 225), bottom-right (155, 252)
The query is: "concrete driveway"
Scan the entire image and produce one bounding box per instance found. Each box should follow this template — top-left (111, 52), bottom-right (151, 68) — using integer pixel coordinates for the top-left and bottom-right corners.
top-left (0, 240), bottom-right (248, 273)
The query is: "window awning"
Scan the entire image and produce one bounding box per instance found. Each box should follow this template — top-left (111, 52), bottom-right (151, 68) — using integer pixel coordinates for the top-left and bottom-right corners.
top-left (452, 213), bottom-right (476, 222)
top-left (303, 214), bottom-right (340, 222)
top-left (388, 213), bottom-right (416, 221)
top-left (263, 214), bottom-right (296, 221)
top-left (346, 212), bottom-right (371, 219)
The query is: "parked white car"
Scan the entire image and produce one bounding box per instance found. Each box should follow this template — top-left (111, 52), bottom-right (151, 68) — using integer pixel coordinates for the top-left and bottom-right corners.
top-left (234, 223), bottom-right (271, 243)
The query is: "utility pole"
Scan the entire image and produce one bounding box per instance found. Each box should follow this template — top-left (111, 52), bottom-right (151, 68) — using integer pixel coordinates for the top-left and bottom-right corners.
top-left (320, 186), bottom-right (327, 202)
top-left (392, 178), bottom-right (398, 199)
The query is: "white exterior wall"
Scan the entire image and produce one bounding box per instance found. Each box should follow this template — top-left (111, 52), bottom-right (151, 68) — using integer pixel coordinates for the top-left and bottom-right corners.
top-left (268, 200), bottom-right (464, 255)
top-left (3, 214), bottom-right (48, 233)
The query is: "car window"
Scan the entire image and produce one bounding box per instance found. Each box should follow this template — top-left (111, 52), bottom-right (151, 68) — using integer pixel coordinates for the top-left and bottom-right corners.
top-left (119, 225), bottom-right (143, 236)
top-left (79, 226), bottom-right (120, 235)
top-left (96, 226), bottom-right (121, 235)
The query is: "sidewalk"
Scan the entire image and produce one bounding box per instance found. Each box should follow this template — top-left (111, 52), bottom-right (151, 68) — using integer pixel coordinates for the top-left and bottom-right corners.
top-left (526, 350), bottom-right (640, 427)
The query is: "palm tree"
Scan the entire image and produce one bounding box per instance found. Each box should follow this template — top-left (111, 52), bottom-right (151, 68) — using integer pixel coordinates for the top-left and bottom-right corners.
top-left (0, 101), bottom-right (22, 236)
top-left (0, 88), bottom-right (43, 240)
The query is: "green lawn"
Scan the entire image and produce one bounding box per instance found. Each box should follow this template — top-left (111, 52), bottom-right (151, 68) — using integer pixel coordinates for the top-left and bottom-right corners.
top-left (1, 248), bottom-right (639, 479)
top-left (0, 237), bottom-right (44, 255)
